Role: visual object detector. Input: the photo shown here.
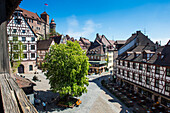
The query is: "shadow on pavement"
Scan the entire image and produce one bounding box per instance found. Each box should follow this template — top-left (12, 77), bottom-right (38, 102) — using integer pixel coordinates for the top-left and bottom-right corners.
top-left (34, 90), bottom-right (68, 112)
top-left (89, 75), bottom-right (132, 113)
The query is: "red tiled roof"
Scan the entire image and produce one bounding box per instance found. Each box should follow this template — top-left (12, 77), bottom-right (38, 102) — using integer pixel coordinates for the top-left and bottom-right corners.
top-left (17, 7), bottom-right (45, 23)
top-left (41, 11), bottom-right (48, 15)
top-left (15, 75), bottom-right (36, 88)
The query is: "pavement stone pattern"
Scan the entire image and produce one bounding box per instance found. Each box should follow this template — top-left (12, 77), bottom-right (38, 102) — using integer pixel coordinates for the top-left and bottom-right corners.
top-left (21, 71), bottom-right (131, 113)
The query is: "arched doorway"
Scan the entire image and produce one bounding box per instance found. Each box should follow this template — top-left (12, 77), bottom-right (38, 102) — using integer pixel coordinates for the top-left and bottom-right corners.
top-left (18, 64), bottom-right (24, 73)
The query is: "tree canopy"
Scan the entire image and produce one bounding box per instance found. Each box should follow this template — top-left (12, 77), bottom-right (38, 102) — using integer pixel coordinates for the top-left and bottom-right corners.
top-left (43, 41), bottom-right (90, 97)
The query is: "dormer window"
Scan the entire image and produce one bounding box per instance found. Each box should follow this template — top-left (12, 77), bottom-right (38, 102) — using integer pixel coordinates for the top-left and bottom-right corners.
top-left (144, 50), bottom-right (155, 60)
top-left (127, 51), bottom-right (133, 57)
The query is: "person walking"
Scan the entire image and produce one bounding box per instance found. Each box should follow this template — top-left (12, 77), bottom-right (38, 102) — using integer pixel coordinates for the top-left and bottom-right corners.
top-left (42, 101), bottom-right (46, 111)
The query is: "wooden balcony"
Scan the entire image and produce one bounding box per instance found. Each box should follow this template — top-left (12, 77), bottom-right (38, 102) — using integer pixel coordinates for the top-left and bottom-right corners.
top-left (0, 74), bottom-right (37, 113)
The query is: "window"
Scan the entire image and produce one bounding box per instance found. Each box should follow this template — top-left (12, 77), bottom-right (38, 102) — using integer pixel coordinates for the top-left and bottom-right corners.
top-left (155, 79), bottom-right (159, 88)
top-left (146, 76), bottom-right (150, 85)
top-left (15, 19), bottom-right (21, 24)
top-left (31, 37), bottom-right (35, 41)
top-left (127, 62), bottom-right (130, 67)
top-left (139, 74), bottom-right (142, 82)
top-left (147, 54), bottom-right (150, 60)
top-left (14, 53), bottom-right (18, 59)
top-left (133, 73), bottom-right (135, 80)
top-left (166, 68), bottom-right (170, 76)
top-left (133, 63), bottom-right (136, 69)
top-left (147, 65), bottom-right (151, 72)
top-left (94, 56), bottom-right (96, 59)
top-left (23, 54), bottom-right (27, 58)
top-left (118, 69), bottom-right (120, 74)
top-left (13, 29), bottom-right (17, 33)
top-left (31, 45), bottom-right (35, 50)
top-left (122, 70), bottom-right (124, 76)
top-left (27, 30), bottom-right (29, 32)
top-left (165, 82), bottom-right (170, 91)
top-left (32, 26), bottom-right (34, 29)
top-left (22, 45), bottom-right (27, 50)
top-left (31, 53), bottom-right (35, 58)
top-left (13, 36), bottom-right (18, 41)
top-left (22, 37), bottom-right (26, 41)
top-left (29, 65), bottom-right (33, 71)
top-left (118, 60), bottom-right (120, 65)
top-left (155, 66), bottom-right (160, 74)
top-left (127, 71), bottom-right (130, 78)
top-left (13, 45), bottom-right (18, 50)
top-left (122, 61), bottom-right (125, 66)
top-left (139, 64), bottom-right (143, 70)
top-left (22, 30), bottom-right (25, 33)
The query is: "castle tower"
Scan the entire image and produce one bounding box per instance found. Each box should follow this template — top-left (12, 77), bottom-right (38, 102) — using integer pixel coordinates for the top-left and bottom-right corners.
top-left (41, 11), bottom-right (49, 39)
top-left (40, 11), bottom-right (49, 25)
top-left (50, 19), bottom-right (56, 31)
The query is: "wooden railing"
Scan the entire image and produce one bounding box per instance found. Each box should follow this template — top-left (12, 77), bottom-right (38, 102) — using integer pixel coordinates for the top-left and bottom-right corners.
top-left (0, 74), bottom-right (38, 113)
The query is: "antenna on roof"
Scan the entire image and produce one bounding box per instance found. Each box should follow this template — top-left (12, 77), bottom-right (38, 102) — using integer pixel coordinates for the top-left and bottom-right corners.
top-left (144, 28), bottom-right (146, 35)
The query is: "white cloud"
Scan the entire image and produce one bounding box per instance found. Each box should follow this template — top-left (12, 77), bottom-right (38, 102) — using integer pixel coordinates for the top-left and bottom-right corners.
top-left (66, 15), bottom-right (102, 39)
top-left (67, 15), bottom-right (79, 28)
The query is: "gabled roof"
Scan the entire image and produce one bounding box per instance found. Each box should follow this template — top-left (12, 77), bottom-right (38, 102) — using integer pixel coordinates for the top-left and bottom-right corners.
top-left (7, 11), bottom-right (37, 38)
top-left (95, 33), bottom-right (112, 47)
top-left (37, 38), bottom-right (54, 50)
top-left (153, 45), bottom-right (170, 66)
top-left (117, 38), bottom-right (170, 66)
top-left (80, 37), bottom-right (91, 44)
top-left (50, 35), bottom-right (62, 44)
top-left (109, 40), bottom-right (115, 45)
top-left (119, 31), bottom-right (154, 50)
top-left (16, 6), bottom-right (45, 23)
top-left (15, 75), bottom-right (36, 88)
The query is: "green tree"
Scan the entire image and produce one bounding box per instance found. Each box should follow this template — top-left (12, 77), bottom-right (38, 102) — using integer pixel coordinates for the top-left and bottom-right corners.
top-left (43, 41), bottom-right (90, 99)
top-left (9, 36), bottom-right (23, 72)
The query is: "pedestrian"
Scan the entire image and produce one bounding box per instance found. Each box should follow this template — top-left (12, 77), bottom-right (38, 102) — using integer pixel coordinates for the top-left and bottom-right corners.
top-left (42, 101), bottom-right (46, 111)
top-left (125, 110), bottom-right (129, 113)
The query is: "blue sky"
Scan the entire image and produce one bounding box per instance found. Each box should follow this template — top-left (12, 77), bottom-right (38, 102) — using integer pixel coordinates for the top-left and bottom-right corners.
top-left (20, 0), bottom-right (170, 45)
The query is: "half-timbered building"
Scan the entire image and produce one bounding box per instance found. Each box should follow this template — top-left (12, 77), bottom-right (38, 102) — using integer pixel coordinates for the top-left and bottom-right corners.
top-left (7, 8), bottom-right (38, 74)
top-left (87, 33), bottom-right (114, 74)
top-left (15, 6), bottom-right (50, 39)
top-left (115, 31), bottom-right (170, 108)
top-left (37, 38), bottom-right (55, 68)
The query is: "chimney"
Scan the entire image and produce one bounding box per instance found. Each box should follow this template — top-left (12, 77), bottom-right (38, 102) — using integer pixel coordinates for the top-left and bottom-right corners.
top-left (136, 31), bottom-right (141, 35)
top-left (155, 41), bottom-right (159, 50)
top-left (96, 33), bottom-right (99, 38)
top-left (132, 33), bottom-right (136, 36)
